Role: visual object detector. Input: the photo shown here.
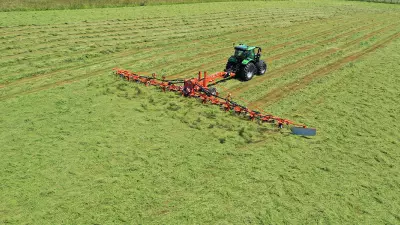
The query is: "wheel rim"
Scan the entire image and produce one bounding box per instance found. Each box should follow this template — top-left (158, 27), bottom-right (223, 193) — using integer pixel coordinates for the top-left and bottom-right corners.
top-left (246, 71), bottom-right (253, 79)
top-left (260, 68), bottom-right (266, 74)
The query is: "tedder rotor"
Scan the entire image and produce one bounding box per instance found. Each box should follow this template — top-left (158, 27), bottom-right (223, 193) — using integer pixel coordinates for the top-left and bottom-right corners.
top-left (113, 44), bottom-right (316, 136)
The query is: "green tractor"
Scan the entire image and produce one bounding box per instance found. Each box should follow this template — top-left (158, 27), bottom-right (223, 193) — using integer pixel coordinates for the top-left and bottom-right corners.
top-left (225, 44), bottom-right (267, 81)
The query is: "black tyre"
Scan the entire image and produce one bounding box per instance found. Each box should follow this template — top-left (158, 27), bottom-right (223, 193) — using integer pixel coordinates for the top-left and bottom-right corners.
top-left (256, 60), bottom-right (267, 75)
top-left (240, 62), bottom-right (257, 81)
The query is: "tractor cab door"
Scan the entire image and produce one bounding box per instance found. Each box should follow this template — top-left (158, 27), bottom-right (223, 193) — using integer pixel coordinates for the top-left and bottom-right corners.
top-left (241, 49), bottom-right (255, 63)
top-left (247, 49), bottom-right (255, 60)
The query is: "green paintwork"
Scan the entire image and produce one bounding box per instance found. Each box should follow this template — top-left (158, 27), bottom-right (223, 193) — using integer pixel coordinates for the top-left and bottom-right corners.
top-left (241, 59), bottom-right (252, 65)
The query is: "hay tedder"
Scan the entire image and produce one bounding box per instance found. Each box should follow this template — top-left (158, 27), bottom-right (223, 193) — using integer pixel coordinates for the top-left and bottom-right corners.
top-left (113, 44), bottom-right (316, 136)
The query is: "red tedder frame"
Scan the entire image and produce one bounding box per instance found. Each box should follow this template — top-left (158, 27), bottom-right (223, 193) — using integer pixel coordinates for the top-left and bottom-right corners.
top-left (113, 68), bottom-right (316, 136)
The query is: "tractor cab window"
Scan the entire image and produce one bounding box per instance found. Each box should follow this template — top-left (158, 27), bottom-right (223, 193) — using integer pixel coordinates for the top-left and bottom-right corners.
top-left (248, 49), bottom-right (255, 58)
top-left (235, 49), bottom-right (255, 59)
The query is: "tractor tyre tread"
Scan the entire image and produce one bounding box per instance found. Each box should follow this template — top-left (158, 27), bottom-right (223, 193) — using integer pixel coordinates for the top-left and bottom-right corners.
top-left (241, 62), bottom-right (257, 81)
top-left (256, 60), bottom-right (267, 75)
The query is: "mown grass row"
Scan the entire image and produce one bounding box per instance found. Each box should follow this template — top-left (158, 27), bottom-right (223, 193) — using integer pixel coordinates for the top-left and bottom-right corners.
top-left (0, 8), bottom-right (329, 57)
top-left (0, 7), bottom-right (317, 37)
top-left (0, 2), bottom-right (313, 28)
top-left (0, 9), bottom-right (368, 73)
top-left (0, 9), bottom-right (326, 59)
top-left (3, 11), bottom-right (342, 67)
top-left (3, 9), bottom-right (328, 58)
top-left (1, 2), bottom-right (396, 101)
top-left (0, 16), bottom-right (368, 94)
top-left (0, 17), bottom-right (318, 84)
top-left (0, 10), bottom-right (345, 85)
top-left (0, 18), bottom-right (378, 89)
top-left (1, 15), bottom-right (392, 101)
top-left (0, 0), bottom-right (281, 12)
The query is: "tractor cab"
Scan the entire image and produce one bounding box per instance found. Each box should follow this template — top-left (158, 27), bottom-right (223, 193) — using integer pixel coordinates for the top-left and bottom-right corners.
top-left (225, 44), bottom-right (267, 81)
top-left (234, 45), bottom-right (256, 60)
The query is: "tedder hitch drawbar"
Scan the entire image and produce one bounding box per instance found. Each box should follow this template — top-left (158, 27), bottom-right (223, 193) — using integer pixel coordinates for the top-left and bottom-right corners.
top-left (113, 68), bottom-right (316, 136)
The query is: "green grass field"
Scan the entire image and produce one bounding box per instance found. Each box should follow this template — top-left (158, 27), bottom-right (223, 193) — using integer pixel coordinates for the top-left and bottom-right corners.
top-left (1, 0), bottom-right (400, 223)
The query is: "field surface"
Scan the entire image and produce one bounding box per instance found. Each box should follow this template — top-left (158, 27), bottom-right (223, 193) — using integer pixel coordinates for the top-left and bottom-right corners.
top-left (1, 0), bottom-right (400, 224)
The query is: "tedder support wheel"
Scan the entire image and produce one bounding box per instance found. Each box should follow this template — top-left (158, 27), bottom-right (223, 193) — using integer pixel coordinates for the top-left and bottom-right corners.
top-left (256, 60), bottom-right (267, 75)
top-left (241, 62), bottom-right (257, 81)
top-left (208, 87), bottom-right (217, 96)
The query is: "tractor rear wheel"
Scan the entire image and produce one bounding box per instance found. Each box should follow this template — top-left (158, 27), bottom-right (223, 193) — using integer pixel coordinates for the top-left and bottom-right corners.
top-left (241, 62), bottom-right (257, 81)
top-left (256, 60), bottom-right (267, 75)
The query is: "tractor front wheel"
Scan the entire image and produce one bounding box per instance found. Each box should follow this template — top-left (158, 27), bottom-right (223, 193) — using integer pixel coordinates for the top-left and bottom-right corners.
top-left (256, 60), bottom-right (267, 75)
top-left (225, 61), bottom-right (234, 72)
top-left (241, 62), bottom-right (257, 81)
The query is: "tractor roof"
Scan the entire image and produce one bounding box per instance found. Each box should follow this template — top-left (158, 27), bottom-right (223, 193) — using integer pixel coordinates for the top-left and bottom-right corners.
top-left (234, 44), bottom-right (255, 51)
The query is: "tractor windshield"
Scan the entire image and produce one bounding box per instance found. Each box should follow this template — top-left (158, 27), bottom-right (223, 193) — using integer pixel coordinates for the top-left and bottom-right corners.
top-left (234, 49), bottom-right (246, 58)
